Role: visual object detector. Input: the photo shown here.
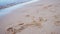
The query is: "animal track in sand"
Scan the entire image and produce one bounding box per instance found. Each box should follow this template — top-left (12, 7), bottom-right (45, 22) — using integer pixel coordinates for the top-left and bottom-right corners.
top-left (6, 16), bottom-right (47, 34)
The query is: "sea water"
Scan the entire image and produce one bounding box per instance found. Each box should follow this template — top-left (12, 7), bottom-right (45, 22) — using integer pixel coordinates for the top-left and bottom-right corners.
top-left (0, 0), bottom-right (38, 16)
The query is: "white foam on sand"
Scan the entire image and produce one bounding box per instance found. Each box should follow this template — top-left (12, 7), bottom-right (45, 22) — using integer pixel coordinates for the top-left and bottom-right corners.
top-left (0, 0), bottom-right (38, 16)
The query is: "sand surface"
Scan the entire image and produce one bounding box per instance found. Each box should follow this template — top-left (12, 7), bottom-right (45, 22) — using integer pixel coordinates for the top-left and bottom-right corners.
top-left (0, 0), bottom-right (60, 34)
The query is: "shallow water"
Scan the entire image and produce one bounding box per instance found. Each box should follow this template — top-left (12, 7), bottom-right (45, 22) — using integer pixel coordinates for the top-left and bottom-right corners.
top-left (0, 0), bottom-right (38, 16)
top-left (0, 0), bottom-right (32, 6)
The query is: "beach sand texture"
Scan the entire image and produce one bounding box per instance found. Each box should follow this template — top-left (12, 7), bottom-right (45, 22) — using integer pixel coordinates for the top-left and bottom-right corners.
top-left (0, 0), bottom-right (60, 34)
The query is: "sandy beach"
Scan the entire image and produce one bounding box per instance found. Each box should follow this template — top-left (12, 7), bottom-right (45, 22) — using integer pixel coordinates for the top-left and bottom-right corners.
top-left (0, 0), bottom-right (60, 34)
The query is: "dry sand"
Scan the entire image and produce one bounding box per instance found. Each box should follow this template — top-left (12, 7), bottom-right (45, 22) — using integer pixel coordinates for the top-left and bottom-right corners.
top-left (0, 0), bottom-right (60, 34)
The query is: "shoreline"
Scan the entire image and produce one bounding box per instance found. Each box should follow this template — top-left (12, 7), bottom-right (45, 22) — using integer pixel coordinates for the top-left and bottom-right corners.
top-left (0, 0), bottom-right (38, 16)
